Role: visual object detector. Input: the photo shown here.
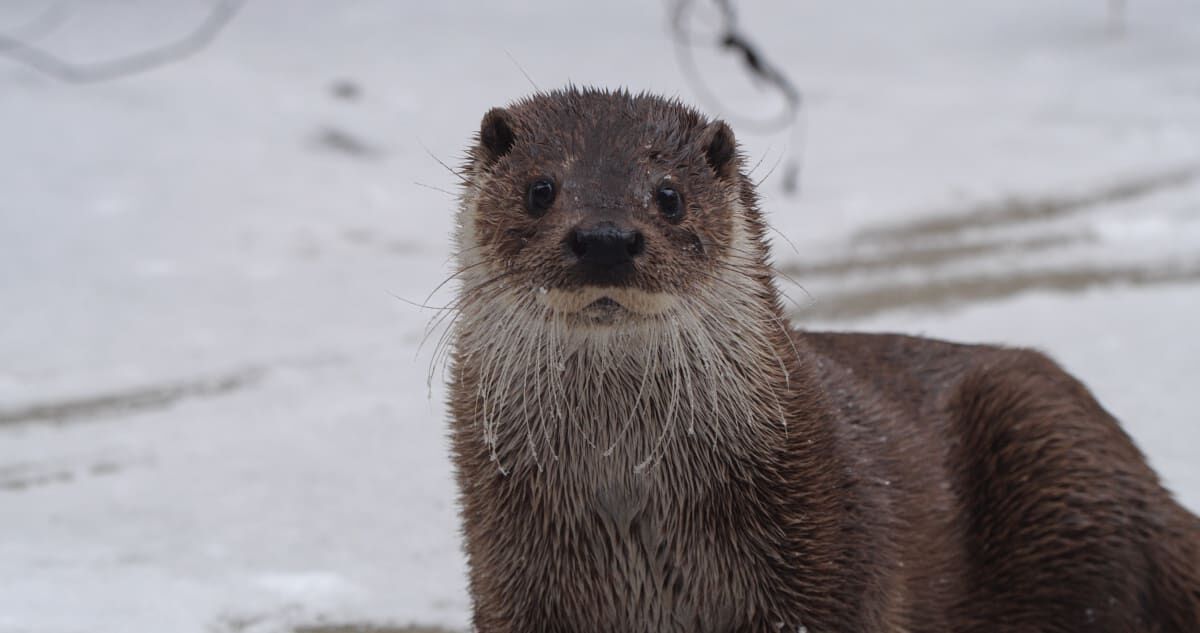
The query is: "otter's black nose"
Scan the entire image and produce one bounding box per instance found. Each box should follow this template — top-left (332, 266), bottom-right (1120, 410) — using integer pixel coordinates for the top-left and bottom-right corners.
top-left (567, 223), bottom-right (645, 269)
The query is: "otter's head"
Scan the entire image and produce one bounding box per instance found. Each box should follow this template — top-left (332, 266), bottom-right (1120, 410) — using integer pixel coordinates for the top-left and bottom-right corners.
top-left (450, 89), bottom-right (792, 470)
top-left (455, 88), bottom-right (775, 329)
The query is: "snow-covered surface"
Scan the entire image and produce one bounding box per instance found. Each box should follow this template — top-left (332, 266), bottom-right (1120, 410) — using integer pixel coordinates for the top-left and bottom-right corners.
top-left (1, 1), bottom-right (1197, 631)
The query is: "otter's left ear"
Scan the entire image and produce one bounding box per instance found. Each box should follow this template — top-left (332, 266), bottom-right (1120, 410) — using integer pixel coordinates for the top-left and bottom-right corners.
top-left (699, 120), bottom-right (737, 180)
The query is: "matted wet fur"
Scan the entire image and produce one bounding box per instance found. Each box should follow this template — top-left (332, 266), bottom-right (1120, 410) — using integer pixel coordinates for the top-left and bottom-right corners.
top-left (444, 87), bottom-right (1200, 633)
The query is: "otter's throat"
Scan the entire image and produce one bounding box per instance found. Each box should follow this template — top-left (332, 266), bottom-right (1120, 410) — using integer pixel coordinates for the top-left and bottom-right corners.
top-left (452, 288), bottom-right (791, 475)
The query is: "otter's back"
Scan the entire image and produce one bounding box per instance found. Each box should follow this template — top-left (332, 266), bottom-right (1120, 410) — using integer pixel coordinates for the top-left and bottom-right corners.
top-left (799, 330), bottom-right (1200, 631)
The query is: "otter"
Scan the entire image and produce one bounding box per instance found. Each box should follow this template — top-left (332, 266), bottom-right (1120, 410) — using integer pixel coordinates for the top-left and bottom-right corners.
top-left (444, 87), bottom-right (1200, 633)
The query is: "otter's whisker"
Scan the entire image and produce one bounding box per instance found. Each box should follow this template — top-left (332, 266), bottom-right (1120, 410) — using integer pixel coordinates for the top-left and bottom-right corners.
top-left (419, 141), bottom-right (480, 191)
top-left (413, 181), bottom-right (458, 198)
top-left (423, 257), bottom-right (497, 308)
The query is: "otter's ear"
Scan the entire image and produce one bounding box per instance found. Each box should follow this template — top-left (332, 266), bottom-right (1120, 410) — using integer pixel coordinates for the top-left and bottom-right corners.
top-left (699, 120), bottom-right (737, 180)
top-left (479, 107), bottom-right (516, 164)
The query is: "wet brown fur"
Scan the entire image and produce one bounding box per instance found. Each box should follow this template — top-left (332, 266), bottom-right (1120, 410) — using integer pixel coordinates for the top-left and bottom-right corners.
top-left (446, 88), bottom-right (1200, 633)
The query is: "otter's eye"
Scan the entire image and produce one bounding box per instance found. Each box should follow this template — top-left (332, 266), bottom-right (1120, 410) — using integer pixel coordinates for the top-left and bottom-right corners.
top-left (656, 185), bottom-right (684, 222)
top-left (526, 179), bottom-right (556, 216)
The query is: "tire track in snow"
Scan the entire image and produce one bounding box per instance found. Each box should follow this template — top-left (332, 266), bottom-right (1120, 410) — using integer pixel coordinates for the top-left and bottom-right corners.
top-left (798, 260), bottom-right (1200, 321)
top-left (781, 165), bottom-right (1200, 321)
top-left (853, 164), bottom-right (1200, 244)
top-left (0, 366), bottom-right (264, 427)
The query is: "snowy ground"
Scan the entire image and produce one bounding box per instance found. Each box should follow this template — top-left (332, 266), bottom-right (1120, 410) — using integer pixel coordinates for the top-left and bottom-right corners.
top-left (1, 1), bottom-right (1197, 632)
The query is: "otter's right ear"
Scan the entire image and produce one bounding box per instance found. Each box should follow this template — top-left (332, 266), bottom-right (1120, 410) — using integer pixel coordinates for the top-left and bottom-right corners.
top-left (699, 120), bottom-right (737, 180)
top-left (479, 108), bottom-right (516, 165)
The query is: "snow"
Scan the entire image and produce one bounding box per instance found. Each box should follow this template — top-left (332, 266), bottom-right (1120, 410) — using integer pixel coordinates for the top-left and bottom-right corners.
top-left (1, 1), bottom-right (1197, 631)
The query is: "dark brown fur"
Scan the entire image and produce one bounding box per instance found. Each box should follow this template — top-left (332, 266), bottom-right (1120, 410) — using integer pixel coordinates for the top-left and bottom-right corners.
top-left (446, 88), bottom-right (1200, 633)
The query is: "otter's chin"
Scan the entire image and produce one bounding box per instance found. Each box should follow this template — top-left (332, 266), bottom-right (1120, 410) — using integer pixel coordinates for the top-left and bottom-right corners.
top-left (574, 297), bottom-right (626, 325)
top-left (537, 286), bottom-right (677, 323)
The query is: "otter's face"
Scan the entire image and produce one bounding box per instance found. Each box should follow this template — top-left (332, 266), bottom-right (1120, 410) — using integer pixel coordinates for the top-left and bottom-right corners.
top-left (458, 92), bottom-right (750, 325)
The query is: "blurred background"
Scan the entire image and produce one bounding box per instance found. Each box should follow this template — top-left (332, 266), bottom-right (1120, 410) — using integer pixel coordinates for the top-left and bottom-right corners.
top-left (1, 1), bottom-right (1197, 631)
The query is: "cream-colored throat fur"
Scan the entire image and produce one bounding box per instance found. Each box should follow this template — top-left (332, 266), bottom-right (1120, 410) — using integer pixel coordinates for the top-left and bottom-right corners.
top-left (450, 282), bottom-right (792, 477)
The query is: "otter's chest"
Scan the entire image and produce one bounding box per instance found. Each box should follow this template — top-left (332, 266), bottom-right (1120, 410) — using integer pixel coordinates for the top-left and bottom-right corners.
top-left (491, 469), bottom-right (782, 633)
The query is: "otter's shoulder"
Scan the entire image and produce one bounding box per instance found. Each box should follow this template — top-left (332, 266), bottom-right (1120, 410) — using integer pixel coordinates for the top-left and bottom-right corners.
top-left (800, 330), bottom-right (992, 368)
top-left (798, 330), bottom-right (994, 390)
top-left (795, 329), bottom-right (1082, 409)
top-left (798, 329), bottom-right (1137, 456)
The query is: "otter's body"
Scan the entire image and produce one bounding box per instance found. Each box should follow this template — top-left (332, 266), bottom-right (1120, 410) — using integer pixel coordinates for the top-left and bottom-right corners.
top-left (446, 88), bottom-right (1199, 632)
